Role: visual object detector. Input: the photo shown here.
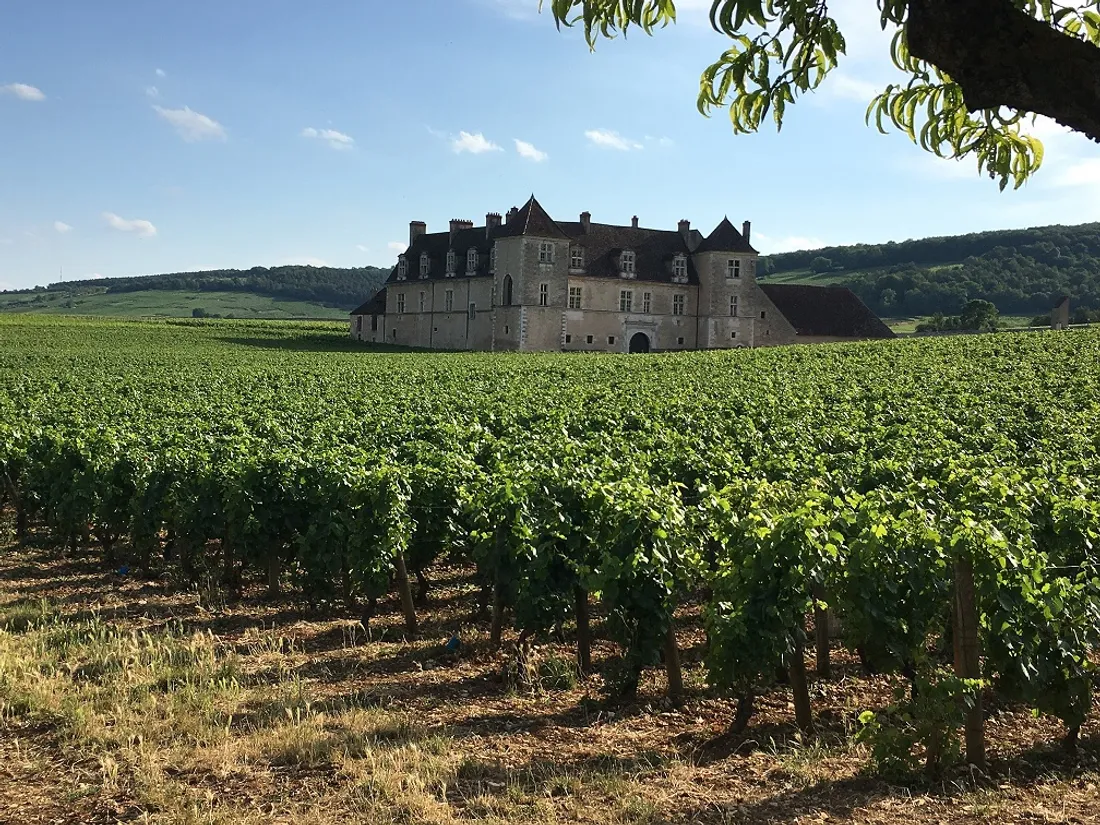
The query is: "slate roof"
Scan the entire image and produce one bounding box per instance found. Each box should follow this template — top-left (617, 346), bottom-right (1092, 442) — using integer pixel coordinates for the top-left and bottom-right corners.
top-left (384, 224), bottom-right (496, 286)
top-left (496, 196), bottom-right (570, 240)
top-left (695, 217), bottom-right (756, 254)
top-left (557, 221), bottom-right (700, 284)
top-left (350, 288), bottom-right (386, 316)
top-left (759, 284), bottom-right (895, 339)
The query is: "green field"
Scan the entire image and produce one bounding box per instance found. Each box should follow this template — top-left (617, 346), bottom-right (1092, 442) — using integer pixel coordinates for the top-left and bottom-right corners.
top-left (2, 316), bottom-right (1099, 824)
top-left (0, 288), bottom-right (350, 319)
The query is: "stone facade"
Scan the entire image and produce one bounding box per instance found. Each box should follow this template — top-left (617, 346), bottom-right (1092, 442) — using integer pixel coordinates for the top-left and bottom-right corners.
top-left (350, 196), bottom-right (893, 352)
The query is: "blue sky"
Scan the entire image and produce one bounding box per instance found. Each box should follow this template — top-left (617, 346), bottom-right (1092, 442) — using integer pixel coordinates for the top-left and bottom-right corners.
top-left (2, 0), bottom-right (1098, 290)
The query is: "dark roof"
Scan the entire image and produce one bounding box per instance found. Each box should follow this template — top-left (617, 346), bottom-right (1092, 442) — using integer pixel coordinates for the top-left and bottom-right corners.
top-left (696, 217), bottom-right (756, 254)
top-left (350, 288), bottom-right (386, 316)
top-left (385, 224), bottom-right (495, 285)
top-left (759, 284), bottom-right (895, 339)
top-left (496, 195), bottom-right (570, 240)
top-left (558, 222), bottom-right (699, 284)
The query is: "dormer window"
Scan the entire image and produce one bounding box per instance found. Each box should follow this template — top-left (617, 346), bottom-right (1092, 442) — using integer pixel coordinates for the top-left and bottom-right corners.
top-left (397, 255), bottom-right (408, 280)
top-left (620, 250), bottom-right (636, 277)
top-left (446, 250), bottom-right (456, 274)
top-left (727, 258), bottom-right (741, 279)
top-left (420, 252), bottom-right (430, 278)
top-left (467, 248), bottom-right (479, 272)
top-left (672, 254), bottom-right (687, 283)
top-left (570, 246), bottom-right (584, 270)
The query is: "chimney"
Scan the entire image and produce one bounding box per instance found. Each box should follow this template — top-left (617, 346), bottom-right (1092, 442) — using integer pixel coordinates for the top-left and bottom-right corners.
top-left (449, 219), bottom-right (473, 243)
top-left (486, 212), bottom-right (502, 236)
top-left (580, 211), bottom-right (591, 233)
top-left (631, 215), bottom-right (639, 229)
top-left (742, 220), bottom-right (751, 245)
top-left (409, 221), bottom-right (426, 247)
top-left (506, 206), bottom-right (519, 224)
top-left (678, 219), bottom-right (690, 241)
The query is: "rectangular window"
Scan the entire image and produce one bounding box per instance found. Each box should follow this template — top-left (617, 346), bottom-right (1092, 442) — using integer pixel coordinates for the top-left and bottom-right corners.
top-left (607, 336), bottom-right (616, 345)
top-left (446, 250), bottom-right (456, 273)
top-left (371, 316), bottom-right (378, 332)
top-left (539, 242), bottom-right (554, 264)
top-left (356, 316), bottom-right (363, 333)
top-left (672, 256), bottom-right (687, 280)
top-left (621, 250), bottom-right (635, 274)
top-left (539, 283), bottom-right (549, 307)
top-left (420, 254), bottom-right (430, 277)
top-left (570, 247), bottom-right (584, 269)
top-left (467, 249), bottom-right (478, 271)
top-left (730, 295), bottom-right (738, 317)
top-left (418, 292), bottom-right (426, 313)
top-left (468, 302), bottom-right (477, 320)
top-left (760, 311), bottom-right (766, 319)
top-left (565, 334), bottom-right (572, 344)
top-left (672, 294), bottom-right (685, 316)
top-left (445, 289), bottom-right (454, 312)
top-left (731, 331), bottom-right (737, 339)
top-left (396, 293), bottom-right (405, 314)
top-left (586, 334), bottom-right (593, 344)
top-left (568, 286), bottom-right (582, 310)
top-left (619, 290), bottom-right (633, 313)
top-left (727, 258), bottom-right (741, 279)
top-left (642, 292), bottom-right (651, 314)
top-left (677, 336), bottom-right (685, 345)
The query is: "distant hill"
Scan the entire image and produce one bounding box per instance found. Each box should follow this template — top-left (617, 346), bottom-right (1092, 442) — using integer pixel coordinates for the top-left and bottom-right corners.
top-left (0, 264), bottom-right (389, 320)
top-left (761, 223), bottom-right (1100, 318)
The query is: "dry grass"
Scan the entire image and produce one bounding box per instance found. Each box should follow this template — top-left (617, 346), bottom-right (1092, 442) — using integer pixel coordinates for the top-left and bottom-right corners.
top-left (2, 539), bottom-right (1099, 824)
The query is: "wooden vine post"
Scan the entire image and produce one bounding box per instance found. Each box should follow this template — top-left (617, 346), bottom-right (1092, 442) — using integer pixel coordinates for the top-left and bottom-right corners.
top-left (393, 549), bottom-right (419, 635)
top-left (812, 583), bottom-right (831, 678)
top-left (574, 586), bottom-right (592, 673)
top-left (789, 634), bottom-right (815, 734)
top-left (664, 618), bottom-right (684, 702)
top-left (953, 557), bottom-right (986, 769)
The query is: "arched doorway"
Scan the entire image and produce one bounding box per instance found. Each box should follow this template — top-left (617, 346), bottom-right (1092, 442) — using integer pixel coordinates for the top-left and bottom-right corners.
top-left (628, 332), bottom-right (651, 353)
top-left (502, 275), bottom-right (514, 305)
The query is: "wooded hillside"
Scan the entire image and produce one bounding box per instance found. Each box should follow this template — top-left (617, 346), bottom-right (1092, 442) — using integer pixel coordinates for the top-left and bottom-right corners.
top-left (762, 223), bottom-right (1100, 317)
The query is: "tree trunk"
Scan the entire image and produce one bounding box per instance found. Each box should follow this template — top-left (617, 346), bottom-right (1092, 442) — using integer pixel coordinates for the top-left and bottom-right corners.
top-left (1065, 723), bottom-right (1081, 755)
top-left (812, 585), bottom-right (830, 678)
top-left (574, 586), bottom-right (592, 673)
top-left (490, 583), bottom-right (506, 649)
top-left (907, 0), bottom-right (1100, 143)
top-left (953, 558), bottom-right (985, 770)
top-left (789, 636), bottom-right (814, 734)
top-left (393, 549), bottom-right (419, 635)
top-left (664, 620), bottom-right (684, 703)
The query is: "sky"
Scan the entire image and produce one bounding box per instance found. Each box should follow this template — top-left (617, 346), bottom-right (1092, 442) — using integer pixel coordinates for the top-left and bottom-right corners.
top-left (2, 0), bottom-right (1099, 290)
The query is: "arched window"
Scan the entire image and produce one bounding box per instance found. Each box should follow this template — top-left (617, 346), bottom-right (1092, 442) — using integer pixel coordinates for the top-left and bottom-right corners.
top-left (420, 252), bottom-right (430, 277)
top-left (502, 274), bottom-right (514, 306)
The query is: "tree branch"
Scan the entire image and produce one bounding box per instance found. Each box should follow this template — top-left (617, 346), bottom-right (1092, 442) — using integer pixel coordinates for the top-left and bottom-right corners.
top-left (907, 0), bottom-right (1100, 142)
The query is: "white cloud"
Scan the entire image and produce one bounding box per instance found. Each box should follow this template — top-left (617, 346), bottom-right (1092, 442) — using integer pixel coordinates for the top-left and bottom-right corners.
top-left (145, 85), bottom-right (160, 99)
top-left (388, 241), bottom-right (408, 254)
top-left (452, 131), bottom-right (502, 154)
top-left (302, 127), bottom-right (355, 150)
top-left (153, 105), bottom-right (226, 142)
top-left (823, 72), bottom-right (880, 102)
top-left (88, 273), bottom-right (104, 279)
top-left (155, 68), bottom-right (167, 78)
top-left (585, 129), bottom-right (643, 151)
top-left (514, 138), bottom-right (548, 162)
top-left (753, 232), bottom-right (829, 255)
top-left (356, 244), bottom-right (370, 253)
top-left (1053, 158), bottom-right (1100, 188)
top-left (103, 212), bottom-right (157, 238)
top-left (54, 221), bottom-right (72, 234)
top-left (1, 83), bottom-right (45, 101)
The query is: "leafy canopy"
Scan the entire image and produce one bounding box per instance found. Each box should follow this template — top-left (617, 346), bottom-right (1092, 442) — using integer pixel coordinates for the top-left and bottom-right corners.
top-left (542, 1), bottom-right (1100, 189)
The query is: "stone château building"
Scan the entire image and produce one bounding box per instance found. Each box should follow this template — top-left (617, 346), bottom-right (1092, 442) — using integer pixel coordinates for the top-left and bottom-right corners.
top-left (349, 196), bottom-right (893, 352)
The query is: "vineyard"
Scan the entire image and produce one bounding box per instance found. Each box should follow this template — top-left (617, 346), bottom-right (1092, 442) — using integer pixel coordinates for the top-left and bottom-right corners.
top-left (2, 315), bottom-right (1100, 822)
